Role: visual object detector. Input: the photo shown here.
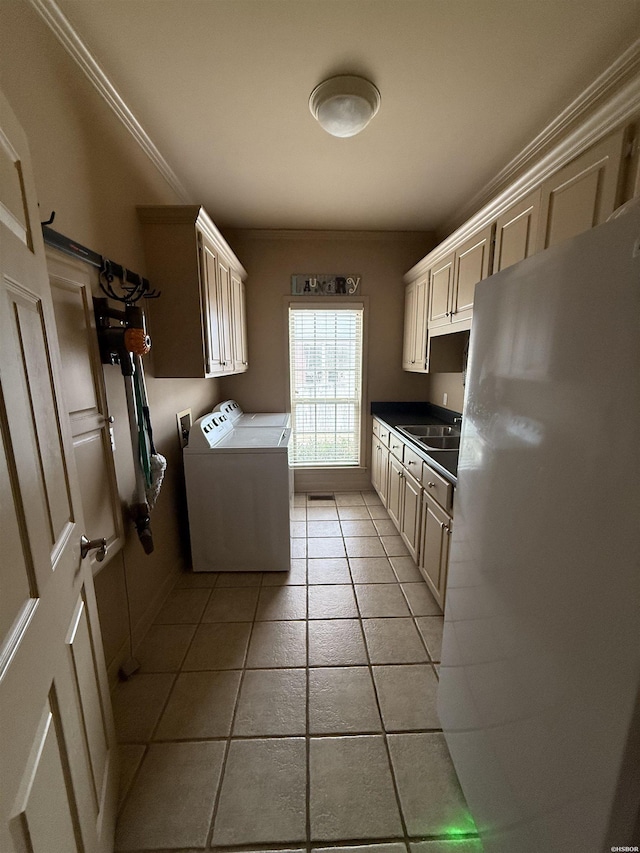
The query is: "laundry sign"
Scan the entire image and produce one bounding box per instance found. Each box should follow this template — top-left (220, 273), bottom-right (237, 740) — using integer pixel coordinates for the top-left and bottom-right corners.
top-left (291, 274), bottom-right (361, 296)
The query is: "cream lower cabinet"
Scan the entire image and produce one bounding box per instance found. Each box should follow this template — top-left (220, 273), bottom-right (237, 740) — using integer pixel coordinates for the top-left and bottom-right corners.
top-left (371, 422), bottom-right (457, 608)
top-left (387, 449), bottom-right (422, 560)
top-left (371, 419), bottom-right (391, 506)
top-left (386, 453), bottom-right (404, 529)
top-left (399, 466), bottom-right (422, 562)
top-left (419, 461), bottom-right (454, 610)
top-left (419, 494), bottom-right (452, 609)
top-left (372, 425), bottom-right (424, 564)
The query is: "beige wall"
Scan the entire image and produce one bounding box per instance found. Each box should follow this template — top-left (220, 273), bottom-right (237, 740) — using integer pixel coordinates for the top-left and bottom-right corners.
top-left (0, 4), bottom-right (219, 681)
top-left (221, 230), bottom-right (435, 484)
top-left (429, 373), bottom-right (466, 414)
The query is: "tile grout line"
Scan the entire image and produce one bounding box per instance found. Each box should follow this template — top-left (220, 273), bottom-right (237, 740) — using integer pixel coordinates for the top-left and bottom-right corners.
top-left (204, 578), bottom-right (262, 850)
top-left (114, 582), bottom-right (218, 823)
top-left (304, 533), bottom-right (313, 853)
top-left (349, 498), bottom-right (412, 848)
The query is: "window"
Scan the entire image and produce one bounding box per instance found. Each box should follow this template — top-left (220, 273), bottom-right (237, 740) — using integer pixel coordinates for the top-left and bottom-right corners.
top-left (289, 305), bottom-right (363, 466)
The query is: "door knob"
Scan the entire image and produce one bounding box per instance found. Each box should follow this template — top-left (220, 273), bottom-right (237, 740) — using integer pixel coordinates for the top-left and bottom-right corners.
top-left (80, 535), bottom-right (107, 562)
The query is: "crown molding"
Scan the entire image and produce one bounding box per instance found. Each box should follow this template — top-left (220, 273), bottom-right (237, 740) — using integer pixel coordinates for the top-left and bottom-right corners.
top-left (224, 228), bottom-right (434, 242)
top-left (137, 205), bottom-right (247, 277)
top-left (442, 37), bottom-right (640, 237)
top-left (28, 0), bottom-right (193, 204)
top-left (406, 45), bottom-right (640, 282)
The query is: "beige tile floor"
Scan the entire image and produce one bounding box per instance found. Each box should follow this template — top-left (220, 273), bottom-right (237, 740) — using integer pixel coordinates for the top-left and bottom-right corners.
top-left (113, 491), bottom-right (483, 853)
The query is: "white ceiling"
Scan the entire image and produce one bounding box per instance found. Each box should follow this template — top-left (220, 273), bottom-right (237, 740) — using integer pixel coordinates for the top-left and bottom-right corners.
top-left (56, 0), bottom-right (640, 232)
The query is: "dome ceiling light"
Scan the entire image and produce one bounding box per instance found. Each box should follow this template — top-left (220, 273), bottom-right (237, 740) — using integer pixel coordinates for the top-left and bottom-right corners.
top-left (309, 75), bottom-right (381, 138)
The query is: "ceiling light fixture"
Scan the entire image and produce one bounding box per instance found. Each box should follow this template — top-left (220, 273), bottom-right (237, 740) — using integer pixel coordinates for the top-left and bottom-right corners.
top-left (309, 75), bottom-right (381, 138)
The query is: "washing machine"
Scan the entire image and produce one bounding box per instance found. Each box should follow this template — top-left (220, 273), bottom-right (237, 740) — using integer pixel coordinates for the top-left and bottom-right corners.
top-left (184, 411), bottom-right (292, 572)
top-left (217, 399), bottom-right (291, 428)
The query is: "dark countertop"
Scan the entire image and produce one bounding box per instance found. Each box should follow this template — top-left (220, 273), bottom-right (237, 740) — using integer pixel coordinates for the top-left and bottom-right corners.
top-left (370, 402), bottom-right (460, 484)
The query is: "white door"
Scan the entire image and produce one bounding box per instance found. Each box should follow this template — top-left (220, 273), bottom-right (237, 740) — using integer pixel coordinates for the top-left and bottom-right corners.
top-left (0, 91), bottom-right (118, 852)
top-left (47, 250), bottom-right (124, 573)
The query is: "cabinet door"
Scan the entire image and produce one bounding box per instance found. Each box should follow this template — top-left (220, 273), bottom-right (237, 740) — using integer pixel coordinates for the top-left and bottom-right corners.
top-left (493, 189), bottom-right (541, 273)
top-left (231, 272), bottom-right (248, 372)
top-left (536, 128), bottom-right (625, 252)
top-left (378, 445), bottom-right (389, 507)
top-left (371, 436), bottom-right (382, 494)
top-left (428, 253), bottom-right (454, 329)
top-left (419, 494), bottom-right (451, 610)
top-left (387, 454), bottom-right (404, 529)
top-left (199, 239), bottom-right (225, 375)
top-left (452, 224), bottom-right (493, 324)
top-left (216, 257), bottom-right (234, 372)
top-left (402, 281), bottom-right (417, 370)
top-left (400, 470), bottom-right (422, 562)
top-left (412, 276), bottom-right (428, 369)
top-left (371, 436), bottom-right (389, 506)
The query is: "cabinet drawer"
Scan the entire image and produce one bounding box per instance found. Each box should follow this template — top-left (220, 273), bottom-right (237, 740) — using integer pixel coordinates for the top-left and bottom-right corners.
top-left (376, 423), bottom-right (390, 447)
top-left (389, 433), bottom-right (404, 460)
top-left (403, 444), bottom-right (423, 478)
top-left (421, 463), bottom-right (453, 512)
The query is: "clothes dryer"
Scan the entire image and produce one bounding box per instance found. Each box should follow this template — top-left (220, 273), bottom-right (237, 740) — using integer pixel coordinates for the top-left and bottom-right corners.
top-left (184, 411), bottom-right (292, 572)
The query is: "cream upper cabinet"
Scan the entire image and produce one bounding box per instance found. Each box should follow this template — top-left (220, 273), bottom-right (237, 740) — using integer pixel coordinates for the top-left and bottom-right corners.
top-left (137, 205), bottom-right (248, 378)
top-left (428, 224), bottom-right (493, 334)
top-left (428, 252), bottom-right (455, 331)
top-left (231, 271), bottom-right (248, 372)
top-left (535, 128), bottom-right (626, 253)
top-left (493, 189), bottom-right (542, 273)
top-left (402, 276), bottom-right (428, 372)
top-left (451, 223), bottom-right (494, 324)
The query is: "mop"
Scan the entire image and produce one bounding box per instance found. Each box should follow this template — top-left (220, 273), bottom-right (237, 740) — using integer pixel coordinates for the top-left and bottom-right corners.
top-left (134, 353), bottom-right (167, 510)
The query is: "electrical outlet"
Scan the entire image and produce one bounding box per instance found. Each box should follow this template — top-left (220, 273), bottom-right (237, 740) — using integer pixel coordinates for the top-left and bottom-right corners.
top-left (443, 393), bottom-right (448, 406)
top-left (176, 409), bottom-right (192, 448)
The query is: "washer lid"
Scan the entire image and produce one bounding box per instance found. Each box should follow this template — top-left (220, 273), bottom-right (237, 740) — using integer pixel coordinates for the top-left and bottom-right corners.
top-left (215, 426), bottom-right (291, 449)
top-left (236, 412), bottom-right (291, 427)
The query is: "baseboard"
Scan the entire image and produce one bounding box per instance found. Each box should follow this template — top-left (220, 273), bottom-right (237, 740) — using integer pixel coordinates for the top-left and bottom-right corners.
top-left (294, 467), bottom-right (373, 493)
top-left (106, 636), bottom-right (131, 693)
top-left (131, 567), bottom-right (181, 653)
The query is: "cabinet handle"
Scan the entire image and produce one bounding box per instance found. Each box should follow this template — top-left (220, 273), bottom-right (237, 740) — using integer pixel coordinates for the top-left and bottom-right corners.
top-left (440, 522), bottom-right (445, 530)
top-left (445, 312), bottom-right (450, 317)
top-left (427, 481), bottom-right (436, 488)
top-left (407, 460), bottom-right (415, 465)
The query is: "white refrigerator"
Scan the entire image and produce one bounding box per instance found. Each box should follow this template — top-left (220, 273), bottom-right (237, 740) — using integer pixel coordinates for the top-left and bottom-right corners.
top-left (438, 201), bottom-right (640, 852)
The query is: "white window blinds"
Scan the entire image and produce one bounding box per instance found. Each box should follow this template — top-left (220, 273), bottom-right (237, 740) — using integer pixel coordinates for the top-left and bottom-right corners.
top-left (289, 305), bottom-right (363, 467)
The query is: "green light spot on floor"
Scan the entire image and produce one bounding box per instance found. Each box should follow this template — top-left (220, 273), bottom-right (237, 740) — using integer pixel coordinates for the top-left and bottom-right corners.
top-left (441, 811), bottom-right (479, 837)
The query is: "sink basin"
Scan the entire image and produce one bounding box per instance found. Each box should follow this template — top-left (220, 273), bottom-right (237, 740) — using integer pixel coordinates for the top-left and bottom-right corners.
top-left (417, 436), bottom-right (460, 450)
top-left (398, 424), bottom-right (459, 439)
